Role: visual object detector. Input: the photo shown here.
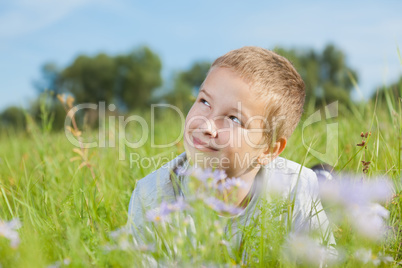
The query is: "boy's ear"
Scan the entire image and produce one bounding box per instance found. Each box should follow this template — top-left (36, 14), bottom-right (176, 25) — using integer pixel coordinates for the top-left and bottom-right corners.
top-left (257, 137), bottom-right (287, 166)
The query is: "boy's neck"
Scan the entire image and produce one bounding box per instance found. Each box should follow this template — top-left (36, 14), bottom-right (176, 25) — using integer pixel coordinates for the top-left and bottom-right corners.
top-left (180, 155), bottom-right (263, 208)
top-left (233, 165), bottom-right (262, 208)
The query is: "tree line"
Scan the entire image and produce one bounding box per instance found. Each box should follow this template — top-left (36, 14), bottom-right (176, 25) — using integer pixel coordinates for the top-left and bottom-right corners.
top-left (1, 44), bottom-right (400, 132)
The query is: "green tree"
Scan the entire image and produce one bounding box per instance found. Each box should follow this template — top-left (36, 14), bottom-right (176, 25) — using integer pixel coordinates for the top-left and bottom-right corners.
top-left (371, 76), bottom-right (402, 106)
top-left (114, 47), bottom-right (163, 110)
top-left (274, 44), bottom-right (358, 106)
top-left (29, 93), bottom-right (67, 131)
top-left (46, 46), bottom-right (163, 110)
top-left (0, 106), bottom-right (27, 132)
top-left (33, 62), bottom-right (61, 95)
top-left (60, 53), bottom-right (116, 105)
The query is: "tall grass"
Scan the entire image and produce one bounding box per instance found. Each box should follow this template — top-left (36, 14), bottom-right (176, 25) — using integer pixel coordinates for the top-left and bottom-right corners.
top-left (0, 92), bottom-right (401, 267)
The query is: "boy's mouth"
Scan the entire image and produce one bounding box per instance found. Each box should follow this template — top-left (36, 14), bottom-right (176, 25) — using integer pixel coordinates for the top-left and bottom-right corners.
top-left (192, 136), bottom-right (219, 152)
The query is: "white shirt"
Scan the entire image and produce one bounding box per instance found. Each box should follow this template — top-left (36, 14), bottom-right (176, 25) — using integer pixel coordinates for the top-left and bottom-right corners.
top-left (127, 152), bottom-right (336, 262)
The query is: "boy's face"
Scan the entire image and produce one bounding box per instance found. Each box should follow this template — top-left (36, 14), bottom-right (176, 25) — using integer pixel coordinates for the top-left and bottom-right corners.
top-left (183, 67), bottom-right (270, 178)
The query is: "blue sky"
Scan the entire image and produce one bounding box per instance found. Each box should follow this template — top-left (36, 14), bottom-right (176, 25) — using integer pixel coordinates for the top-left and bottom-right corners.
top-left (0, 0), bottom-right (401, 110)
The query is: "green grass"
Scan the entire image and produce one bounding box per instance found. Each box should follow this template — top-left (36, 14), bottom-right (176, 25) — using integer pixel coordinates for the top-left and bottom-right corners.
top-left (0, 97), bottom-right (401, 267)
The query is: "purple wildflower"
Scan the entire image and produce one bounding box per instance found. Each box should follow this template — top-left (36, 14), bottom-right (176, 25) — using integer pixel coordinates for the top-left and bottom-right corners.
top-left (146, 209), bottom-right (170, 223)
top-left (191, 167), bottom-right (213, 182)
top-left (107, 226), bottom-right (155, 252)
top-left (145, 198), bottom-right (190, 223)
top-left (189, 166), bottom-right (248, 193)
top-left (159, 202), bottom-right (174, 217)
top-left (175, 165), bottom-right (189, 176)
top-left (109, 226), bottom-right (130, 240)
top-left (211, 169), bottom-right (227, 183)
top-left (170, 196), bottom-right (189, 211)
top-left (319, 177), bottom-right (393, 207)
top-left (319, 176), bottom-right (393, 240)
top-left (224, 177), bottom-right (247, 189)
top-left (190, 166), bottom-right (229, 183)
top-left (204, 197), bottom-right (243, 215)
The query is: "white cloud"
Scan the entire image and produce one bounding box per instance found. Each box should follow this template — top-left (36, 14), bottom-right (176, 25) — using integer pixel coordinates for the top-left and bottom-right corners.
top-left (0, 0), bottom-right (98, 39)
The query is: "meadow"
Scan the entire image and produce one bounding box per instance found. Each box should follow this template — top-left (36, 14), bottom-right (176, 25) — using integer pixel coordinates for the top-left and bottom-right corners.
top-left (0, 93), bottom-right (401, 267)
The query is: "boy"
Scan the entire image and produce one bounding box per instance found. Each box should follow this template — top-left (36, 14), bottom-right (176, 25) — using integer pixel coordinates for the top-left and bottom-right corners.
top-left (127, 46), bottom-right (335, 260)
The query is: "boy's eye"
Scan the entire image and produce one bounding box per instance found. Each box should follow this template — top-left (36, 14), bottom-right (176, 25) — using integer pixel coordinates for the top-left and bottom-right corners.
top-left (201, 98), bottom-right (211, 107)
top-left (229, 115), bottom-right (241, 125)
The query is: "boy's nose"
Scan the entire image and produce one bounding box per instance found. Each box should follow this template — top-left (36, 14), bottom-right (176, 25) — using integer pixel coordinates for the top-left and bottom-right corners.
top-left (199, 117), bottom-right (218, 138)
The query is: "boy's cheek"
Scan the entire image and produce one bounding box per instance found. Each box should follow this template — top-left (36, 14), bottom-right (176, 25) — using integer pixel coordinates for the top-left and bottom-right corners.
top-left (243, 130), bottom-right (265, 149)
top-left (182, 131), bottom-right (192, 148)
top-left (211, 132), bottom-right (231, 148)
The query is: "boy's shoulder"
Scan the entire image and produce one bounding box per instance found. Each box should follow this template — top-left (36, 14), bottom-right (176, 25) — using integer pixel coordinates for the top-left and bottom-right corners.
top-left (131, 152), bottom-right (186, 205)
top-left (127, 153), bottom-right (186, 243)
top-left (266, 156), bottom-right (316, 178)
top-left (263, 156), bottom-right (320, 198)
top-left (263, 157), bottom-right (335, 245)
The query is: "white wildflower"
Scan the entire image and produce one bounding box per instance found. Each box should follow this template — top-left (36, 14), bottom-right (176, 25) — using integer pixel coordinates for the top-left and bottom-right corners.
top-left (283, 233), bottom-right (337, 266)
top-left (107, 226), bottom-right (154, 252)
top-left (350, 203), bottom-right (390, 240)
top-left (354, 248), bottom-right (394, 266)
top-left (0, 218), bottom-right (21, 248)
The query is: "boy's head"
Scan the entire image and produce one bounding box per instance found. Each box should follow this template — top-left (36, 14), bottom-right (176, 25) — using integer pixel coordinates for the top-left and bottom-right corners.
top-left (183, 46), bottom-right (305, 178)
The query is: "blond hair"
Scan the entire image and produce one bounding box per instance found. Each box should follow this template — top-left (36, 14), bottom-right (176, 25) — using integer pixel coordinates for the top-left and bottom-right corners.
top-left (211, 46), bottom-right (305, 146)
